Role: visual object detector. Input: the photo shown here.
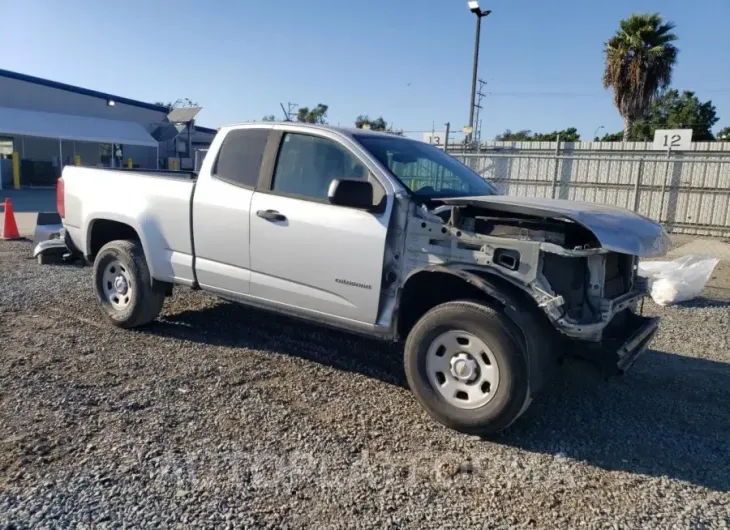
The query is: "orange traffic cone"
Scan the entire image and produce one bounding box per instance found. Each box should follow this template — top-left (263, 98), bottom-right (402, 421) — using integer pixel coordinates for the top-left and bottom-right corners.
top-left (1, 198), bottom-right (21, 240)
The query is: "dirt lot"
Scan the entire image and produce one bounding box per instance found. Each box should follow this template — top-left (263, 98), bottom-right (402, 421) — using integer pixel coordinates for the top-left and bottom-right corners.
top-left (1, 240), bottom-right (729, 529)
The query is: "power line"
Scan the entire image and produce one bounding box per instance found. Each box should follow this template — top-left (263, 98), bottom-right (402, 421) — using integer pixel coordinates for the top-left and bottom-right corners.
top-left (485, 88), bottom-right (730, 98)
top-left (487, 91), bottom-right (607, 98)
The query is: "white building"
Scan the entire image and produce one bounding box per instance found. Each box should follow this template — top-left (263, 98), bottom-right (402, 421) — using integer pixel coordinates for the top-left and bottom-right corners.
top-left (0, 68), bottom-right (216, 187)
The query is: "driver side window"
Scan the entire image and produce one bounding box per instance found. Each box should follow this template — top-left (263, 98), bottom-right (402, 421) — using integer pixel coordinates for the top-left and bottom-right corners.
top-left (271, 133), bottom-right (367, 201)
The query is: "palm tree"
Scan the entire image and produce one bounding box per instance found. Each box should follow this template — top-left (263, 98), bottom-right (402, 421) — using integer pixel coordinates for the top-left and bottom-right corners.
top-left (603, 13), bottom-right (679, 140)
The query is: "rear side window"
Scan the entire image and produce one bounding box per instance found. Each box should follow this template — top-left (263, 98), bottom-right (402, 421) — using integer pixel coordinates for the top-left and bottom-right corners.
top-left (212, 128), bottom-right (270, 188)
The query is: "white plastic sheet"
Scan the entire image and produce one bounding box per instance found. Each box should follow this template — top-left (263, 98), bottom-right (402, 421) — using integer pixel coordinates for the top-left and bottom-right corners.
top-left (637, 255), bottom-right (719, 306)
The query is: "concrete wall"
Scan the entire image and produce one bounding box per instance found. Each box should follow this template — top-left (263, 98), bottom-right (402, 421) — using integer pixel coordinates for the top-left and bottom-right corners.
top-left (0, 76), bottom-right (167, 130)
top-left (0, 75), bottom-right (164, 177)
top-left (0, 75), bottom-right (212, 183)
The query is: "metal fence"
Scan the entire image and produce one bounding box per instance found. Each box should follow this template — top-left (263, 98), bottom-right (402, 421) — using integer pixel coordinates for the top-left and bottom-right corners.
top-left (447, 151), bottom-right (730, 238)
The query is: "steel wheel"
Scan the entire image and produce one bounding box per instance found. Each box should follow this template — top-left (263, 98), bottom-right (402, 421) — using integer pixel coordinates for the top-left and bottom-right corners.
top-left (102, 259), bottom-right (133, 310)
top-left (425, 330), bottom-right (500, 410)
top-left (93, 240), bottom-right (167, 328)
top-left (405, 300), bottom-right (531, 435)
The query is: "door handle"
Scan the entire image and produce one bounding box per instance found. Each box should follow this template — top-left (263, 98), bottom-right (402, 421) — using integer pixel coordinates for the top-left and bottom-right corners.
top-left (256, 209), bottom-right (287, 222)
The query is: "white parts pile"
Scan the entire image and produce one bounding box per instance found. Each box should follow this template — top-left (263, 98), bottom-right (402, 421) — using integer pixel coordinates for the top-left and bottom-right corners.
top-left (637, 255), bottom-right (720, 306)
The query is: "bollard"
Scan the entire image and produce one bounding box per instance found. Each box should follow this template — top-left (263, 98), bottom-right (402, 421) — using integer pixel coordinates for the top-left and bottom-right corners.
top-left (12, 152), bottom-right (20, 189)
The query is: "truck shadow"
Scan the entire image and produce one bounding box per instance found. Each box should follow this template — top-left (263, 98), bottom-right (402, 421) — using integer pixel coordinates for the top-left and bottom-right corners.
top-left (670, 296), bottom-right (730, 309)
top-left (498, 352), bottom-right (730, 492)
top-left (147, 299), bottom-right (730, 493)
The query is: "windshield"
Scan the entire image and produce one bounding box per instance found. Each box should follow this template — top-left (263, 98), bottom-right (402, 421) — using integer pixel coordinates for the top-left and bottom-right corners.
top-left (355, 134), bottom-right (498, 199)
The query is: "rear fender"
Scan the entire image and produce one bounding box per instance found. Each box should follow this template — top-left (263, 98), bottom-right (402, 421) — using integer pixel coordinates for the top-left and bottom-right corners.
top-left (84, 214), bottom-right (156, 275)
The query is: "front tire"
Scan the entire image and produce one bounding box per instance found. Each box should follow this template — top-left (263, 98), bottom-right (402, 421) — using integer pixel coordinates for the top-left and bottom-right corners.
top-left (404, 300), bottom-right (531, 436)
top-left (92, 240), bottom-right (166, 328)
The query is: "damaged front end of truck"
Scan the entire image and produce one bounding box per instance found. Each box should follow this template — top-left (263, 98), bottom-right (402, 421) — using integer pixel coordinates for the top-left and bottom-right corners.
top-left (386, 193), bottom-right (671, 376)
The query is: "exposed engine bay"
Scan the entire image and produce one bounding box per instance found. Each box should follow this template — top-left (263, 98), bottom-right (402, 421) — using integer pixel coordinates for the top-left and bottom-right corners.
top-left (385, 194), bottom-right (670, 343)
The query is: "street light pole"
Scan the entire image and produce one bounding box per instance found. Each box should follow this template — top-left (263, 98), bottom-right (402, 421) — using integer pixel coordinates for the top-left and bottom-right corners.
top-left (467, 2), bottom-right (491, 145)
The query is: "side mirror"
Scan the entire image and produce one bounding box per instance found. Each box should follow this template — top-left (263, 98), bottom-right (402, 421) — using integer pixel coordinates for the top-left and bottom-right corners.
top-left (328, 178), bottom-right (377, 210)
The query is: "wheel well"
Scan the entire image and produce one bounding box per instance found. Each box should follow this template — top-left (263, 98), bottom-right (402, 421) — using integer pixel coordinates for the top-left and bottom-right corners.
top-left (396, 270), bottom-right (500, 340)
top-left (88, 220), bottom-right (140, 258)
top-left (397, 268), bottom-right (560, 396)
top-left (396, 268), bottom-right (548, 341)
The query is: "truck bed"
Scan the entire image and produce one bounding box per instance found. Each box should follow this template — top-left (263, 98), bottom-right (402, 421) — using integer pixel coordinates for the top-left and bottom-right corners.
top-left (61, 166), bottom-right (197, 286)
top-left (97, 167), bottom-right (198, 181)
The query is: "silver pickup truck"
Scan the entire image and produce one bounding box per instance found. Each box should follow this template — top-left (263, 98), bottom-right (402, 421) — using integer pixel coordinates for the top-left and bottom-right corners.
top-left (58, 122), bottom-right (670, 435)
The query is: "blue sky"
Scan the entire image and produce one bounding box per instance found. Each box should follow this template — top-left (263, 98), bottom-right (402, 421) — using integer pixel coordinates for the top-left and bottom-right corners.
top-left (5, 0), bottom-right (729, 140)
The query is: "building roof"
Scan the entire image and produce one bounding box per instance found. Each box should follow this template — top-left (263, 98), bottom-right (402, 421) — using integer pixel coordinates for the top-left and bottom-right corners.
top-left (0, 106), bottom-right (158, 147)
top-left (0, 68), bottom-right (170, 113)
top-left (194, 125), bottom-right (218, 135)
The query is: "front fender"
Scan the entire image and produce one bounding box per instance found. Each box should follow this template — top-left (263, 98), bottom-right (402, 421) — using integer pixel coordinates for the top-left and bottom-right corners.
top-left (399, 264), bottom-right (557, 394)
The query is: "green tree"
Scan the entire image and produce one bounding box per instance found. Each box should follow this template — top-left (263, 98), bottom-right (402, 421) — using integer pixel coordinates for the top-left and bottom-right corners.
top-left (261, 115), bottom-right (277, 121)
top-left (630, 89), bottom-right (719, 141)
top-left (602, 13), bottom-right (679, 140)
top-left (355, 115), bottom-right (387, 130)
top-left (154, 101), bottom-right (173, 111)
top-left (533, 127), bottom-right (580, 142)
top-left (715, 126), bottom-right (730, 141)
top-left (495, 128), bottom-right (580, 141)
top-left (296, 104), bottom-right (329, 124)
top-left (354, 115), bottom-right (403, 135)
top-left (495, 129), bottom-right (533, 141)
top-left (600, 131), bottom-right (625, 141)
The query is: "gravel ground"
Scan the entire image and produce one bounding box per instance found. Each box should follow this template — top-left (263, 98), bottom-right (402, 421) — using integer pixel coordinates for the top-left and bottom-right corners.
top-left (1, 239), bottom-right (729, 529)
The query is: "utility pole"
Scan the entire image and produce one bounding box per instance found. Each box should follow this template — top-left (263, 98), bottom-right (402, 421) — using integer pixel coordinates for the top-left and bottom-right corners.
top-left (473, 79), bottom-right (487, 146)
top-left (280, 102), bottom-right (298, 121)
top-left (467, 2), bottom-right (491, 145)
top-left (476, 119), bottom-right (483, 153)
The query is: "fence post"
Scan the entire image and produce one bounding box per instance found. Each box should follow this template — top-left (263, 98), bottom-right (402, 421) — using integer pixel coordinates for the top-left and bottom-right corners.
top-left (632, 158), bottom-right (644, 211)
top-left (659, 148), bottom-right (672, 222)
top-left (550, 134), bottom-right (561, 198)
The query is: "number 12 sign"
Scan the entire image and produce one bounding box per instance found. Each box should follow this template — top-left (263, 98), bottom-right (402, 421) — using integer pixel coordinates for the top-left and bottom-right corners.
top-left (652, 129), bottom-right (693, 151)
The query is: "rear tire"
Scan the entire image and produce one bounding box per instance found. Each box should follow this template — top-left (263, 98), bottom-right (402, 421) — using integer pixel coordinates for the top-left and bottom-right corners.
top-left (404, 300), bottom-right (531, 436)
top-left (92, 239), bottom-right (166, 328)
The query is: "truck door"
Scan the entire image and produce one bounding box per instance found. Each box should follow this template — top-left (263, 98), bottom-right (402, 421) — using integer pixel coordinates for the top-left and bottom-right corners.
top-left (248, 130), bottom-right (391, 325)
top-left (192, 126), bottom-right (271, 295)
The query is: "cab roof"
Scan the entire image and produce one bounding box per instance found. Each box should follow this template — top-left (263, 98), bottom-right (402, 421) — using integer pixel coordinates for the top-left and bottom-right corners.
top-left (224, 121), bottom-right (410, 141)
